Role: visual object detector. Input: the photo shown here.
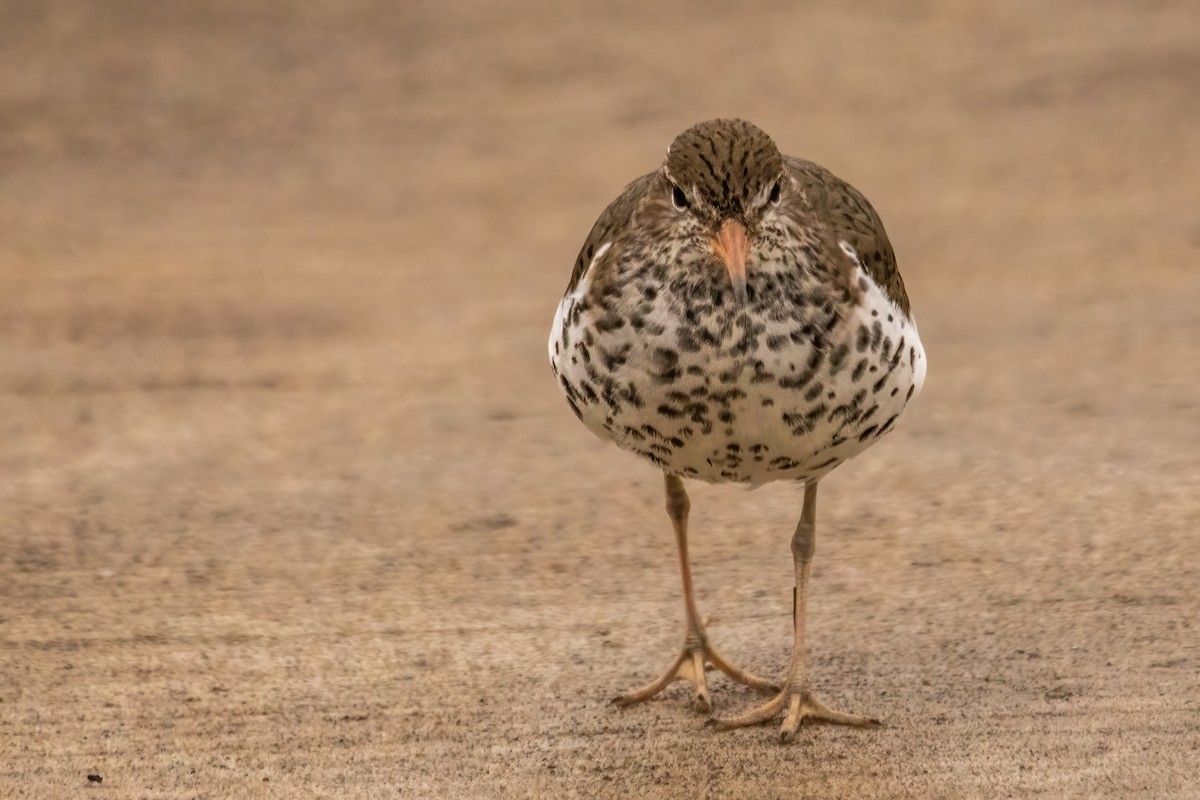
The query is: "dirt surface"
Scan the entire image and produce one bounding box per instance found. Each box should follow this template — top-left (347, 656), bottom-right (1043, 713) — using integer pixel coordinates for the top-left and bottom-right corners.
top-left (2, 1), bottom-right (1199, 797)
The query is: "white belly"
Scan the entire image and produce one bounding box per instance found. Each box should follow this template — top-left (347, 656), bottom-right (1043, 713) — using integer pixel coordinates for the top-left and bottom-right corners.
top-left (550, 264), bottom-right (926, 485)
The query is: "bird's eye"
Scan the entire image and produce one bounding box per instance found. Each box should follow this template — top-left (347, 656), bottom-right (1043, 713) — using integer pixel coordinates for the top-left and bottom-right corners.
top-left (671, 185), bottom-right (689, 210)
top-left (769, 181), bottom-right (781, 205)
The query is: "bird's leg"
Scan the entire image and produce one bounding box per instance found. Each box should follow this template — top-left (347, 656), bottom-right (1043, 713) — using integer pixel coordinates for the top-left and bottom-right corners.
top-left (709, 482), bottom-right (881, 741)
top-left (612, 473), bottom-right (778, 713)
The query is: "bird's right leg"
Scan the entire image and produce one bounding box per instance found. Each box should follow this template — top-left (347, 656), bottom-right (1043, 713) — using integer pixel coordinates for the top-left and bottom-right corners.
top-left (612, 472), bottom-right (778, 713)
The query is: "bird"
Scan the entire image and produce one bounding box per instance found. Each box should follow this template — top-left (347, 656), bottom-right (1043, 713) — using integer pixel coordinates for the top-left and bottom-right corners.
top-left (548, 118), bottom-right (926, 741)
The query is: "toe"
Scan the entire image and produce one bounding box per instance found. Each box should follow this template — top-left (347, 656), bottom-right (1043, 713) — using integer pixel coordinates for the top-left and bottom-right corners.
top-left (807, 696), bottom-right (881, 727)
top-left (778, 693), bottom-right (804, 741)
top-left (708, 693), bottom-right (786, 732)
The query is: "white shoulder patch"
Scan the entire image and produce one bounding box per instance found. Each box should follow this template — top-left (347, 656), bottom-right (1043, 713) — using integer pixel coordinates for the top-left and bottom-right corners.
top-left (586, 242), bottom-right (611, 279)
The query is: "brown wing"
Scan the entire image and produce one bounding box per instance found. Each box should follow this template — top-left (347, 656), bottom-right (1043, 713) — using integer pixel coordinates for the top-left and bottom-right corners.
top-left (784, 156), bottom-right (911, 317)
top-left (563, 173), bottom-right (656, 295)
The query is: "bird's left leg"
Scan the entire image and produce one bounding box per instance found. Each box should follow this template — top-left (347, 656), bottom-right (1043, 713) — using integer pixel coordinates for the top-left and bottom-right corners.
top-left (709, 481), bottom-right (881, 740)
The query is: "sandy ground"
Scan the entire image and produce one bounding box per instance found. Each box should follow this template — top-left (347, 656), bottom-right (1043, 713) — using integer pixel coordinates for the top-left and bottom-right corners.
top-left (2, 1), bottom-right (1199, 797)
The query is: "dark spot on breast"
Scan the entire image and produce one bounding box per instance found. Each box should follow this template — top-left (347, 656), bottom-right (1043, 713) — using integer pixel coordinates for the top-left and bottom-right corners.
top-left (623, 383), bottom-right (644, 408)
top-left (676, 327), bottom-right (702, 352)
top-left (751, 362), bottom-right (776, 384)
top-left (641, 451), bottom-right (667, 467)
top-left (709, 388), bottom-right (746, 405)
top-left (595, 314), bottom-right (625, 333)
top-left (828, 343), bottom-right (850, 376)
top-left (600, 343), bottom-right (632, 371)
top-left (653, 347), bottom-right (679, 366)
top-left (651, 347), bottom-right (682, 384)
top-left (804, 403), bottom-right (828, 429)
top-left (851, 358), bottom-right (868, 382)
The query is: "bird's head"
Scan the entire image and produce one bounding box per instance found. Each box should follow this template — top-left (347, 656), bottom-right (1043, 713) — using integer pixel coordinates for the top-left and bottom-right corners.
top-left (660, 119), bottom-right (786, 305)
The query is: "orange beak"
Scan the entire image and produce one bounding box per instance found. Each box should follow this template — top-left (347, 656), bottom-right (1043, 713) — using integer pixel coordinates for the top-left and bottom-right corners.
top-left (712, 219), bottom-right (750, 305)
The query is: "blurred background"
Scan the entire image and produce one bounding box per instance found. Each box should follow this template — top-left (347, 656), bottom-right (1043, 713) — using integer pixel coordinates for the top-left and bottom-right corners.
top-left (2, 1), bottom-right (1197, 797)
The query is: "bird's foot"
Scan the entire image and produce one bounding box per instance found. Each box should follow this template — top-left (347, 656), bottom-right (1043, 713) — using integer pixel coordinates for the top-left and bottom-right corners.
top-left (708, 687), bottom-right (880, 742)
top-left (612, 635), bottom-right (777, 714)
